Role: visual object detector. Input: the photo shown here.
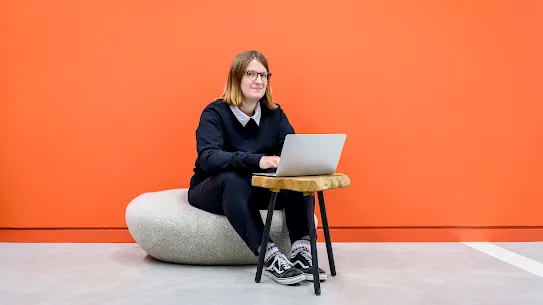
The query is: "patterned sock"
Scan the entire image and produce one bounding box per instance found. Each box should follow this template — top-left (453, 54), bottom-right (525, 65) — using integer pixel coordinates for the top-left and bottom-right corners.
top-left (264, 242), bottom-right (281, 262)
top-left (291, 236), bottom-right (310, 258)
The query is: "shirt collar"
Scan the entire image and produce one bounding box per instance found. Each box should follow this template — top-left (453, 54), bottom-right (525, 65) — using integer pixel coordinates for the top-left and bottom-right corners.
top-left (229, 102), bottom-right (261, 127)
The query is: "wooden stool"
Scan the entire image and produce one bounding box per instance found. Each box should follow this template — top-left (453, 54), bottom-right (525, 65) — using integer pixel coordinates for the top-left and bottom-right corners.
top-left (252, 173), bottom-right (351, 295)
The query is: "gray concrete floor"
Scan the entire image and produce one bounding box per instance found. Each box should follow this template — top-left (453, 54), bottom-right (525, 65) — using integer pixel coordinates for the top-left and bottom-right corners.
top-left (1, 242), bottom-right (542, 305)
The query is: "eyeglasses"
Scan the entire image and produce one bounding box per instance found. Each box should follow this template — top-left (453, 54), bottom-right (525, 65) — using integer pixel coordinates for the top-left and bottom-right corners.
top-left (246, 70), bottom-right (271, 82)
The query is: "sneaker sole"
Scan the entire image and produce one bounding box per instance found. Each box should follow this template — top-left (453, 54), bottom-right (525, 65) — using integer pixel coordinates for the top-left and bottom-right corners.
top-left (264, 271), bottom-right (306, 285)
top-left (304, 272), bottom-right (328, 282)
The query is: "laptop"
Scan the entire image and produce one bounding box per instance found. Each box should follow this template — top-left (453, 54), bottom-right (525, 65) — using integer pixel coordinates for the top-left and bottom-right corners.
top-left (253, 134), bottom-right (346, 177)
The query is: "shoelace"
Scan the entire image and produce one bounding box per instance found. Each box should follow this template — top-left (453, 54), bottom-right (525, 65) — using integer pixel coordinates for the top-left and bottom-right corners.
top-left (275, 254), bottom-right (293, 270)
top-left (301, 250), bottom-right (313, 267)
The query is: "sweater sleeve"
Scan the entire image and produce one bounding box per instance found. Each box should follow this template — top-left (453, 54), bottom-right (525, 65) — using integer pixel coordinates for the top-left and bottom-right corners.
top-left (196, 106), bottom-right (263, 173)
top-left (272, 105), bottom-right (295, 156)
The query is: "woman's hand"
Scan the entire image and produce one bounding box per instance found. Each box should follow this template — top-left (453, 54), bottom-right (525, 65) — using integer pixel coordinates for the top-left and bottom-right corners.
top-left (259, 156), bottom-right (280, 169)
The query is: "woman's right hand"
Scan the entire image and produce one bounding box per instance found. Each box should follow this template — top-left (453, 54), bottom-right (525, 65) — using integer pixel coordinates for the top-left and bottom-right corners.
top-left (259, 156), bottom-right (280, 169)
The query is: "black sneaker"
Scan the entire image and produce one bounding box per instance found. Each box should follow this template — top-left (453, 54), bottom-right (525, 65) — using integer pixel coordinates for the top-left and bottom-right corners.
top-left (264, 253), bottom-right (305, 285)
top-left (291, 250), bottom-right (327, 282)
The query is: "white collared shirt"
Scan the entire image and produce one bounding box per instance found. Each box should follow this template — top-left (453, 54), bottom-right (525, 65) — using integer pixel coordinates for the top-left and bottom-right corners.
top-left (229, 102), bottom-right (261, 127)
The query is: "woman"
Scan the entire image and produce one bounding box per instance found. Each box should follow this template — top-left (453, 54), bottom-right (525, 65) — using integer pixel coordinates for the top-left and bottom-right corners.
top-left (188, 50), bottom-right (326, 285)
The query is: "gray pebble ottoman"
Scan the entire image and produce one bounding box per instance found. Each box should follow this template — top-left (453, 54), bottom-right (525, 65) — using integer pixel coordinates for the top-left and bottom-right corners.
top-left (125, 188), bottom-right (294, 265)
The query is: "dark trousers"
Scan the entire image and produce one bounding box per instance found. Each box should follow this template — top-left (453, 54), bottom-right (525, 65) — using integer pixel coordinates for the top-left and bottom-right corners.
top-left (188, 171), bottom-right (310, 256)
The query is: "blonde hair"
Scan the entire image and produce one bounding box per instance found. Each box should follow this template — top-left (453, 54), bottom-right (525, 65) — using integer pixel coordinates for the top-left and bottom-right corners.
top-left (220, 50), bottom-right (277, 110)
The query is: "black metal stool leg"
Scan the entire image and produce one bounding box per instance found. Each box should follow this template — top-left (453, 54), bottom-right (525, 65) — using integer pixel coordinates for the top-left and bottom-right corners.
top-left (306, 193), bottom-right (321, 295)
top-left (255, 191), bottom-right (278, 283)
top-left (317, 191), bottom-right (336, 276)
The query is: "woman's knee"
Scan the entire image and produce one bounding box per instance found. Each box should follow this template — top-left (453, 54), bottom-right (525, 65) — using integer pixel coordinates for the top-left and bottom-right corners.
top-left (217, 172), bottom-right (254, 214)
top-left (217, 172), bottom-right (251, 202)
top-left (216, 171), bottom-right (251, 190)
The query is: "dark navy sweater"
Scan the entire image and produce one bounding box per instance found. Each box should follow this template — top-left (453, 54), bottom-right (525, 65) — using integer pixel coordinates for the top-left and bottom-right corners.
top-left (189, 99), bottom-right (295, 187)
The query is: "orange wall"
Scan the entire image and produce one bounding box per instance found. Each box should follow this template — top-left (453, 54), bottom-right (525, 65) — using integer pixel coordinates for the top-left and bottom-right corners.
top-left (1, 0), bottom-right (542, 242)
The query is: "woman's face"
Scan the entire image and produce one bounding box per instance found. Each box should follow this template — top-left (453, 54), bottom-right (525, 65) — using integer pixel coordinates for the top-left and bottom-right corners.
top-left (240, 59), bottom-right (268, 103)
